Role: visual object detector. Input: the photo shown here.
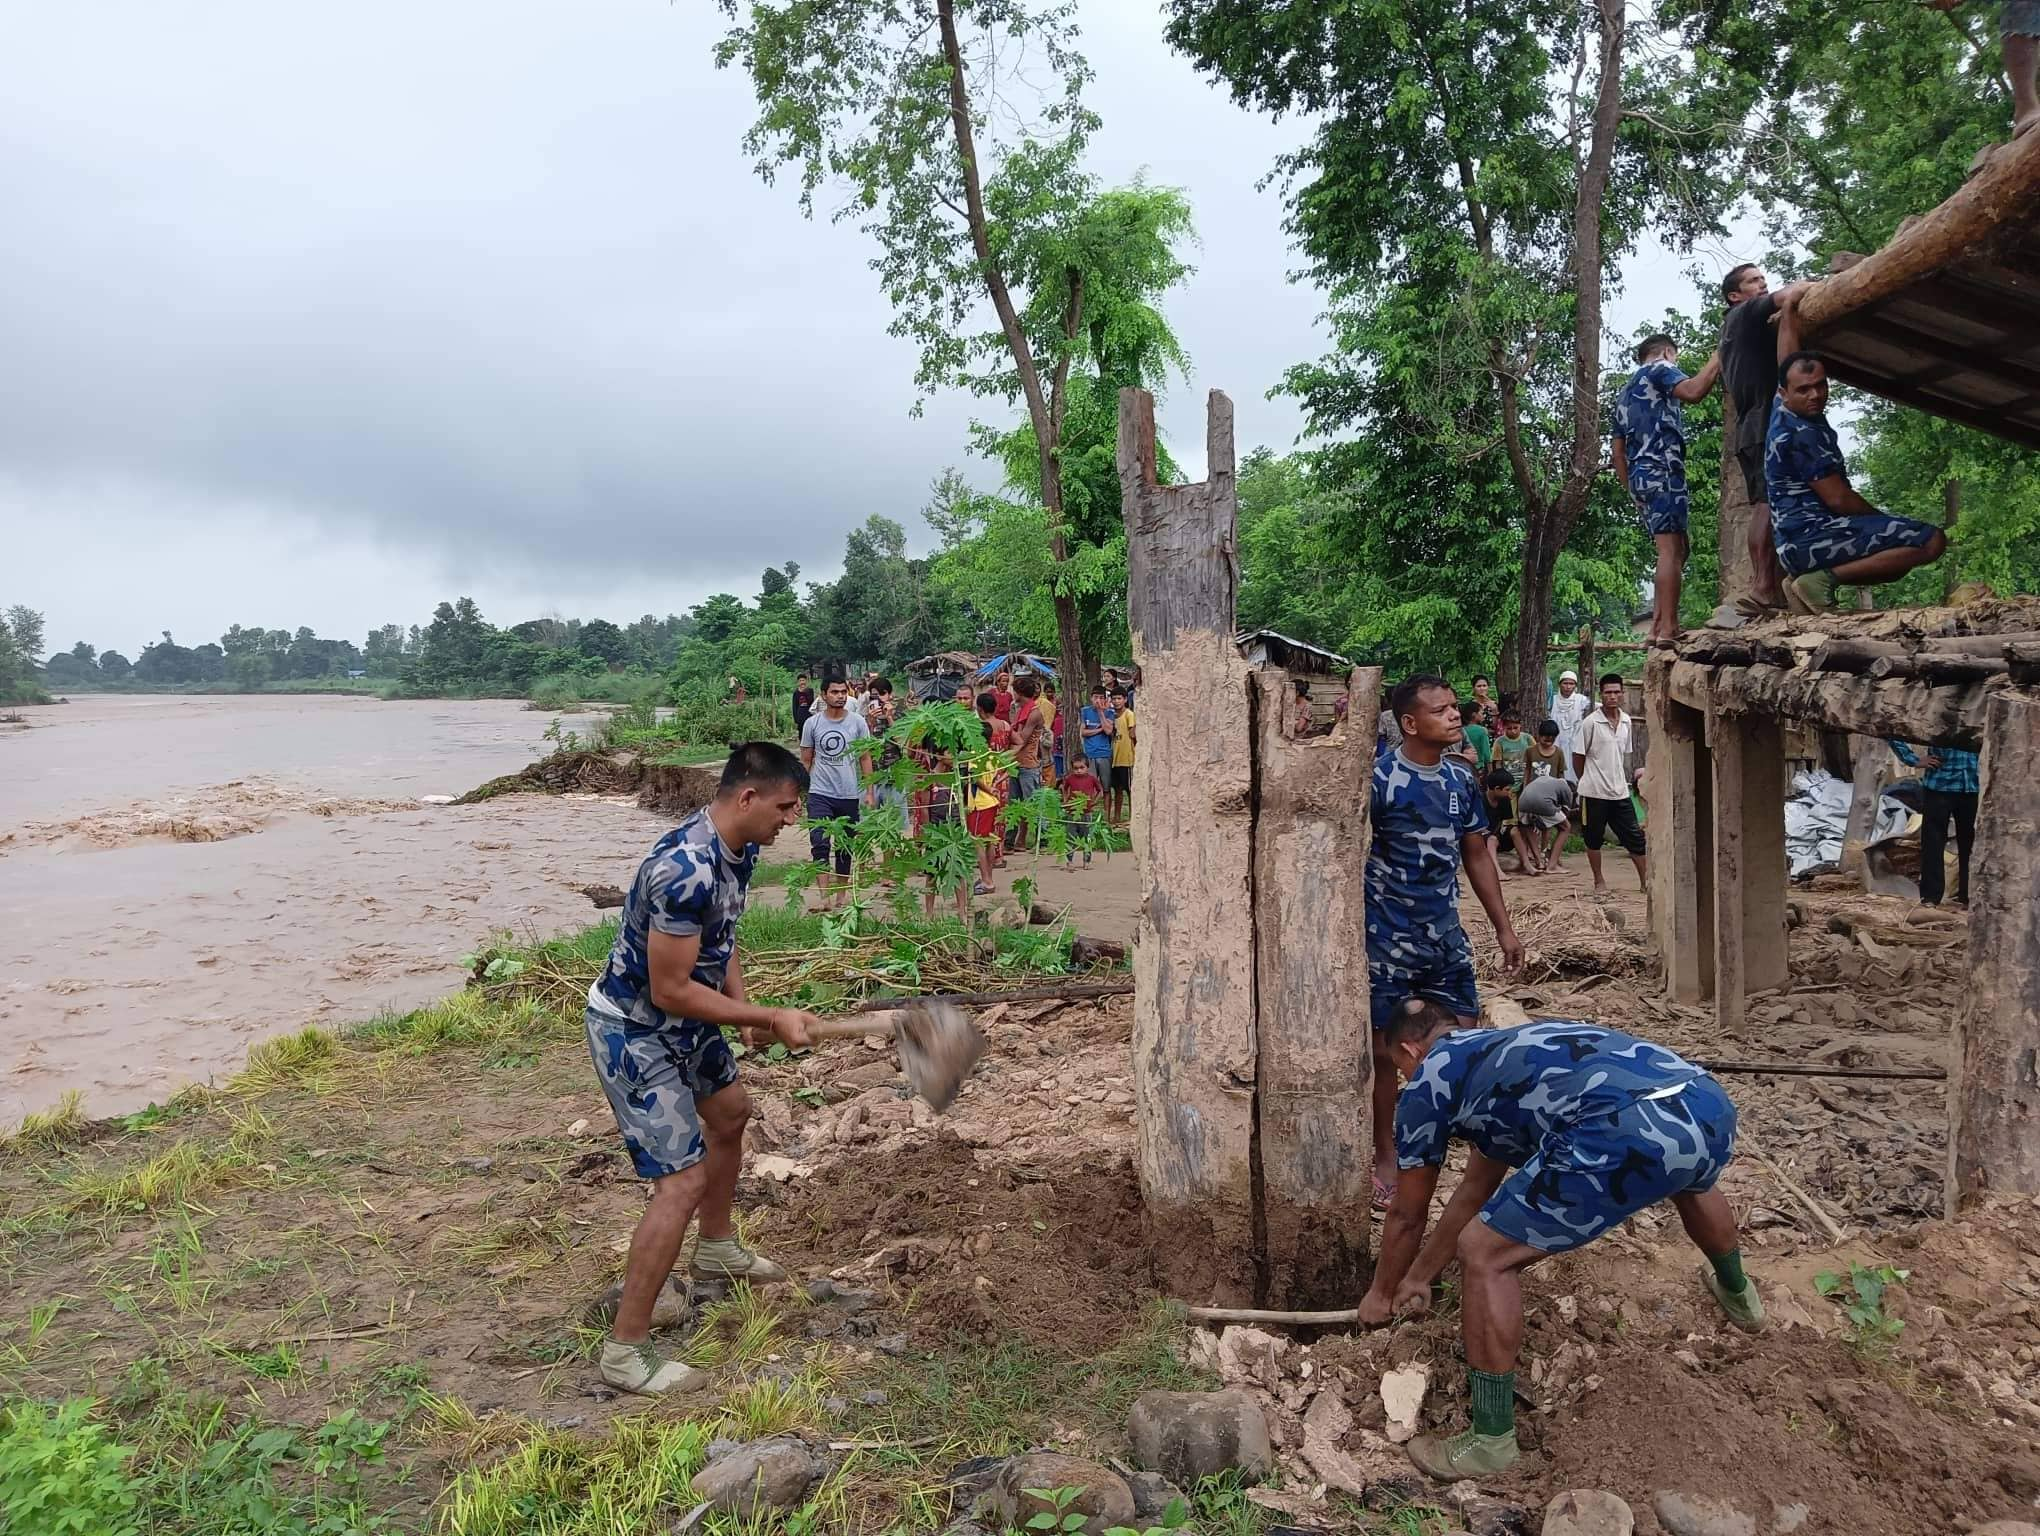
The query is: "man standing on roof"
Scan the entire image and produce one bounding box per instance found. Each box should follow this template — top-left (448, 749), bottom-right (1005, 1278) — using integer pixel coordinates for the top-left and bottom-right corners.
top-left (1719, 264), bottom-right (1811, 613)
top-left (1612, 333), bottom-right (1722, 646)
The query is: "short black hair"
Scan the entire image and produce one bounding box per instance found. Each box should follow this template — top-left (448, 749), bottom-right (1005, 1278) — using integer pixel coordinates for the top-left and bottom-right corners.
top-left (1636, 333), bottom-right (1677, 365)
top-left (1537, 717), bottom-right (1559, 737)
top-left (822, 667), bottom-right (847, 687)
top-left (1501, 709), bottom-right (1522, 725)
top-left (1111, 689), bottom-right (1128, 703)
top-left (1385, 997), bottom-right (1457, 1050)
top-left (976, 690), bottom-right (998, 714)
top-left (718, 741), bottom-right (808, 797)
top-left (1473, 674), bottom-right (1490, 687)
top-left (1090, 684), bottom-right (1107, 697)
top-left (1015, 674), bottom-right (1040, 698)
top-left (1778, 349), bottom-right (1825, 388)
top-left (1294, 678), bottom-right (1310, 698)
top-left (1484, 768), bottom-right (1515, 791)
top-left (1390, 674), bottom-right (1452, 723)
top-left (1722, 263), bottom-right (1760, 302)
top-left (1599, 671), bottom-right (1624, 691)
top-left (872, 676), bottom-right (893, 696)
top-left (795, 671), bottom-right (809, 680)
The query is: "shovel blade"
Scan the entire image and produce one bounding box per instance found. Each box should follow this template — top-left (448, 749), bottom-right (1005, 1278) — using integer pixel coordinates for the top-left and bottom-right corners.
top-left (893, 1000), bottom-right (985, 1113)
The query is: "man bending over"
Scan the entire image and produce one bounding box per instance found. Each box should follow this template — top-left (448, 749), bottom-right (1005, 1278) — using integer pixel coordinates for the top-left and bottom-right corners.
top-left (586, 742), bottom-right (821, 1395)
top-left (1359, 1001), bottom-right (1765, 1478)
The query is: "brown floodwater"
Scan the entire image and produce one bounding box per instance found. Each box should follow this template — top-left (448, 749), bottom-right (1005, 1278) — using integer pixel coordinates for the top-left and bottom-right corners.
top-left (0, 694), bottom-right (670, 1125)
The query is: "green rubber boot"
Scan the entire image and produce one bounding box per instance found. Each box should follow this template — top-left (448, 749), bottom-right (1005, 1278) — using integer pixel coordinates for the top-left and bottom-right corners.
top-left (1704, 1266), bottom-right (1767, 1334)
top-left (1407, 1427), bottom-right (1520, 1480)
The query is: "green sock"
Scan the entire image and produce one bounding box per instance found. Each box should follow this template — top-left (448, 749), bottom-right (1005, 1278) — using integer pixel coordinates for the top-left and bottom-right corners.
top-left (1468, 1367), bottom-right (1516, 1437)
top-left (1710, 1249), bottom-right (1748, 1294)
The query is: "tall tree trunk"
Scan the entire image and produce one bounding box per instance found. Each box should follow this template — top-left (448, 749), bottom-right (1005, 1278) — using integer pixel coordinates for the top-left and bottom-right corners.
top-left (1508, 0), bottom-right (1624, 698)
top-left (936, 0), bottom-right (1086, 762)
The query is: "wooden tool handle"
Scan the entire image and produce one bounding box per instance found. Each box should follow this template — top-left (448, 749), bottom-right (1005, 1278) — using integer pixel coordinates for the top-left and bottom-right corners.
top-left (805, 1016), bottom-right (901, 1042)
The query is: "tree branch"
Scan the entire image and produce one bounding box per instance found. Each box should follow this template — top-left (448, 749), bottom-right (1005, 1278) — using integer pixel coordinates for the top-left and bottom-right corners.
top-left (1048, 264), bottom-right (1084, 449)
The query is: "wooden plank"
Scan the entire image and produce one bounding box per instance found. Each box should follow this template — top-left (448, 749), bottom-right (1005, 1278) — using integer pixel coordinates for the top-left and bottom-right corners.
top-left (1710, 703), bottom-right (1751, 1037)
top-left (1851, 312), bottom-right (2040, 397)
top-left (1645, 655), bottom-right (1713, 1004)
top-left (1821, 355), bottom-right (2040, 451)
top-left (1949, 689), bottom-right (2040, 1211)
top-left (1123, 387), bottom-right (1260, 1303)
top-left (1250, 665), bottom-right (1380, 1307)
top-left (1704, 664), bottom-right (1987, 747)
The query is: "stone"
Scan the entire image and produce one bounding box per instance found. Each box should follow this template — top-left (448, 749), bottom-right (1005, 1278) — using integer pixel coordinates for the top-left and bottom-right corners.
top-left (689, 1437), bottom-right (822, 1517)
top-left (1543, 1489), bottom-right (1635, 1536)
top-left (1215, 1325), bottom-right (1287, 1389)
top-left (943, 1454), bottom-right (1007, 1504)
top-left (988, 1453), bottom-right (1135, 1536)
top-left (822, 1396), bottom-right (849, 1416)
top-left (1125, 1469), bottom-right (1187, 1519)
top-left (873, 1333), bottom-right (910, 1357)
top-left (1769, 1505), bottom-right (1810, 1534)
top-left (1381, 1364), bottom-right (1429, 1444)
top-left (1972, 1527), bottom-right (2040, 1536)
top-left (1445, 1483), bottom-right (1530, 1536)
top-left (1653, 1490), bottom-right (1758, 1536)
top-left (858, 1389), bottom-right (889, 1408)
top-left (1127, 1388), bottom-right (1275, 1486)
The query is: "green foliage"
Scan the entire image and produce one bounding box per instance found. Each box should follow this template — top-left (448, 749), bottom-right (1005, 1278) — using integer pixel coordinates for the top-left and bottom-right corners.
top-left (0, 1398), bottom-right (139, 1536)
top-left (1813, 1262), bottom-right (1909, 1350)
top-left (0, 605), bottom-right (51, 705)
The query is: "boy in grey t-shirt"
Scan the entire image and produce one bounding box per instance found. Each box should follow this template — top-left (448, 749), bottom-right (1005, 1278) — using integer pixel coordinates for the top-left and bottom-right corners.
top-left (798, 677), bottom-right (873, 908)
top-left (1515, 773), bottom-right (1577, 875)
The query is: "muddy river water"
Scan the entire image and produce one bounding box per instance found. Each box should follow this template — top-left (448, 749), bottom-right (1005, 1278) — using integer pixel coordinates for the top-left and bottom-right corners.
top-left (0, 694), bottom-right (670, 1124)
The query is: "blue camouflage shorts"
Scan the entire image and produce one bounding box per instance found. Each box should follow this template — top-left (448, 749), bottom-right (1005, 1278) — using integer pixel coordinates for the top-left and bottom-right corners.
top-left (1481, 1075), bottom-right (1737, 1254)
top-left (1368, 925), bottom-right (1480, 1031)
top-left (1773, 511), bottom-right (1940, 578)
top-left (2005, 0), bottom-right (2040, 37)
top-left (1630, 483), bottom-right (1689, 538)
top-left (586, 1004), bottom-right (741, 1180)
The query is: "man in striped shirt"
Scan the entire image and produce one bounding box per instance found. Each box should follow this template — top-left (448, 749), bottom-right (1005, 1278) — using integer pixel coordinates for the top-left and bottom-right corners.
top-left (1890, 740), bottom-right (1980, 907)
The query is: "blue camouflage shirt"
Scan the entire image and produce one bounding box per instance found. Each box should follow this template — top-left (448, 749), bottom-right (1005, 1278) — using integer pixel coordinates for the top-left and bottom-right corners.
top-left (591, 807), bottom-right (757, 1031)
top-left (1764, 397), bottom-right (1845, 542)
top-left (1612, 360), bottom-right (1690, 492)
top-left (1367, 750), bottom-right (1487, 953)
top-left (1395, 1020), bottom-right (1707, 1170)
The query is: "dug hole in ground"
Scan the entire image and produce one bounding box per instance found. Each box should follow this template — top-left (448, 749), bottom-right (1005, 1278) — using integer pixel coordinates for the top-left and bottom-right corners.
top-left (3, 843), bottom-right (2038, 1535)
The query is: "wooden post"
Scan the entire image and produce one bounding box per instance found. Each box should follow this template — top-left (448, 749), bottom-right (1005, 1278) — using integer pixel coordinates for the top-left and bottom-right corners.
top-left (1718, 393), bottom-right (1756, 610)
top-left (1251, 666), bottom-right (1380, 1307)
top-left (1709, 700), bottom-right (1789, 1033)
top-left (1579, 624), bottom-right (1596, 692)
top-left (1949, 689), bottom-right (2040, 1210)
top-left (1645, 655), bottom-right (1713, 1002)
top-left (1123, 388), bottom-right (1260, 1303)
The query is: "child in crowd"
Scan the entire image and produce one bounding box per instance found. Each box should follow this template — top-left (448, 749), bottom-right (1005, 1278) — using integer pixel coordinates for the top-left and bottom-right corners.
top-left (1458, 699), bottom-right (1492, 772)
top-left (1109, 688), bottom-right (1137, 826)
top-left (1526, 719), bottom-right (1567, 782)
top-left (1060, 760), bottom-right (1104, 869)
top-left (1482, 767), bottom-right (1531, 875)
top-left (1516, 771), bottom-right (1578, 876)
top-left (968, 690), bottom-right (1011, 896)
top-left (1493, 710), bottom-right (1530, 790)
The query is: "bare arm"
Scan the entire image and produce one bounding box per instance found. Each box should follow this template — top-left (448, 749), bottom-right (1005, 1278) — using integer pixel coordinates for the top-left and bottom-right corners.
top-left (800, 747), bottom-right (816, 771)
top-left (1405, 1149), bottom-right (1511, 1290)
top-left (1773, 282), bottom-right (1812, 361)
top-left (1810, 473), bottom-right (1880, 517)
top-left (1610, 434), bottom-right (1629, 484)
top-left (647, 929), bottom-right (812, 1045)
top-left (1462, 829), bottom-right (1524, 973)
top-left (1359, 1163), bottom-right (1443, 1322)
top-left (1673, 351), bottom-right (1722, 402)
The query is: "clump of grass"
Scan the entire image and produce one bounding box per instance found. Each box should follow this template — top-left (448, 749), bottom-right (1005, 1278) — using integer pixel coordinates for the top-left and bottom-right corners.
top-left (437, 1414), bottom-right (711, 1536)
top-left (234, 1025), bottom-right (341, 1092)
top-left (59, 1108), bottom-right (273, 1214)
top-left (356, 992), bottom-right (568, 1055)
top-left (4, 1090), bottom-right (90, 1154)
top-left (683, 1282), bottom-right (786, 1370)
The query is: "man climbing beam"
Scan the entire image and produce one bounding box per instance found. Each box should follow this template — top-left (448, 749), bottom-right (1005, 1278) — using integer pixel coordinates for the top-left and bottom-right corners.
top-left (1357, 1000), bottom-right (1765, 1479)
top-left (585, 741), bottom-right (822, 1396)
top-left (1611, 332), bottom-right (1721, 646)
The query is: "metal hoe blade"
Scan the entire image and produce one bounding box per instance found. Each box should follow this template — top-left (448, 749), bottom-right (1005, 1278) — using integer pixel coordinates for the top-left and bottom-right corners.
top-left (892, 1000), bottom-right (986, 1114)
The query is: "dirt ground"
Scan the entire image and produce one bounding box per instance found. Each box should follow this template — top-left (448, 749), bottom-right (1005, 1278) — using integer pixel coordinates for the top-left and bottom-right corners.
top-left (4, 836), bottom-right (2038, 1533)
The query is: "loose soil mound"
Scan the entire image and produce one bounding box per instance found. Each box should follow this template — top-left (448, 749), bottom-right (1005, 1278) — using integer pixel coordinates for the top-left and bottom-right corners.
top-left (455, 747), bottom-right (644, 803)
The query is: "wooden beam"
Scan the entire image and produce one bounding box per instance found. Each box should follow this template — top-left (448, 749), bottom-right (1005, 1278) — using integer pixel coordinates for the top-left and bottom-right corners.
top-left (1703, 664), bottom-right (1988, 747)
top-left (1123, 386), bottom-right (1260, 1304)
top-left (1250, 665), bottom-right (1380, 1307)
top-left (1798, 131), bottom-right (2040, 336)
top-left (1949, 689), bottom-right (2040, 1211)
top-left (1851, 312), bottom-right (2040, 398)
top-left (1645, 656), bottom-right (1713, 1004)
top-left (1821, 355), bottom-right (2040, 452)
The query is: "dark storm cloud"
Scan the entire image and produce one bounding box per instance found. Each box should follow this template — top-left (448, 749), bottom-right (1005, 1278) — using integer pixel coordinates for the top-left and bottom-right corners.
top-left (1, 2), bottom-right (1332, 641)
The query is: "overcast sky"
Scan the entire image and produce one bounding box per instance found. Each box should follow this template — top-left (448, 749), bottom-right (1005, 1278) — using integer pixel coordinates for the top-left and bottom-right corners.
top-left (3, 2), bottom-right (1750, 658)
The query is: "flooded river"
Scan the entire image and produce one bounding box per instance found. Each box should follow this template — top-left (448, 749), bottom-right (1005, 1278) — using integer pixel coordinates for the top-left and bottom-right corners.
top-left (0, 695), bottom-right (669, 1124)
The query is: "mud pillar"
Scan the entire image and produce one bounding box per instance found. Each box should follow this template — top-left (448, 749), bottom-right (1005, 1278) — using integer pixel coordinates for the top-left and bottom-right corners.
top-left (1122, 388), bottom-right (1260, 1303)
top-left (1645, 656), bottom-right (1712, 1002)
top-left (1250, 666), bottom-right (1379, 1307)
top-left (1719, 393), bottom-right (1756, 610)
top-left (1950, 689), bottom-right (2040, 1211)
top-left (1710, 701), bottom-right (1788, 1032)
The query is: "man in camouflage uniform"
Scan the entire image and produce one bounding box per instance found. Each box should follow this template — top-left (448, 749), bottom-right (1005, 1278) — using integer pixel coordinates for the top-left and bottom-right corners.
top-left (1359, 1001), bottom-right (1765, 1477)
top-left (1610, 332), bottom-right (1720, 646)
top-left (1365, 677), bottom-right (1525, 1209)
top-left (585, 742), bottom-right (823, 1395)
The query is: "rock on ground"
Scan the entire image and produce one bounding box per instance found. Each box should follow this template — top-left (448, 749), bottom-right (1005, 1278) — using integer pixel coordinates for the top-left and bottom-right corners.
top-left (1543, 1488), bottom-right (1635, 1536)
top-left (1124, 1470), bottom-right (1187, 1520)
top-left (1126, 1388), bottom-right (1274, 1486)
top-left (688, 1437), bottom-right (822, 1517)
top-left (1653, 1490), bottom-right (1758, 1536)
top-left (1971, 1526), bottom-right (2040, 1536)
top-left (988, 1452), bottom-right (1135, 1536)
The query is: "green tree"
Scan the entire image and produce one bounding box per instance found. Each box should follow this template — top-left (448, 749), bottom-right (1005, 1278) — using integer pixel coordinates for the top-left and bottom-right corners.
top-left (97, 650), bottom-right (132, 680)
top-left (0, 604), bottom-right (49, 704)
top-left (5, 605), bottom-right (45, 668)
top-left (1167, 0), bottom-right (1735, 692)
top-left (716, 0), bottom-right (1112, 759)
top-left (577, 618), bottom-right (629, 666)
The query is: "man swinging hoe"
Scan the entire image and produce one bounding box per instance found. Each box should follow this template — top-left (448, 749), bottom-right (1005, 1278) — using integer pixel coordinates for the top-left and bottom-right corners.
top-left (1359, 1000), bottom-right (1766, 1479)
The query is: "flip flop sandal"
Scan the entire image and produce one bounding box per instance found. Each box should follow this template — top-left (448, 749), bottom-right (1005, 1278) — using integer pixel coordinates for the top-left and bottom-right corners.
top-left (1734, 594), bottom-right (1788, 619)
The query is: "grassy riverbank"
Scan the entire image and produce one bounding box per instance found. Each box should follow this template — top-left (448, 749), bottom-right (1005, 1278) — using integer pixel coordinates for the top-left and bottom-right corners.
top-left (0, 912), bottom-right (1260, 1536)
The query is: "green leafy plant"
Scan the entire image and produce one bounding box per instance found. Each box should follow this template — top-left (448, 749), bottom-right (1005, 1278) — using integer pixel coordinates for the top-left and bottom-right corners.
top-left (1814, 1262), bottom-right (1910, 1348)
top-left (1021, 1485), bottom-right (1092, 1533)
top-left (0, 1398), bottom-right (140, 1536)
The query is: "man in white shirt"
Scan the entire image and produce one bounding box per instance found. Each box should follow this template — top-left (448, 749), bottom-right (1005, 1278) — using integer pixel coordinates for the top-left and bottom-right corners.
top-left (1571, 672), bottom-right (1644, 896)
top-left (1548, 670), bottom-right (1591, 779)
